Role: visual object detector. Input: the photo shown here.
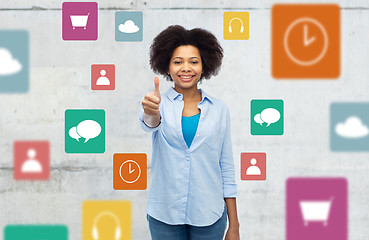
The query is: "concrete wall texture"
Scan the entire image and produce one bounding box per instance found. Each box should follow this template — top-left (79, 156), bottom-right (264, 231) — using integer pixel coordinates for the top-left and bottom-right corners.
top-left (1, 0), bottom-right (369, 239)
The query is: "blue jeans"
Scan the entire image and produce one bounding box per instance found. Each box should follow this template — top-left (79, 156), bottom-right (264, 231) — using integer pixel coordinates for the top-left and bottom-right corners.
top-left (147, 209), bottom-right (227, 240)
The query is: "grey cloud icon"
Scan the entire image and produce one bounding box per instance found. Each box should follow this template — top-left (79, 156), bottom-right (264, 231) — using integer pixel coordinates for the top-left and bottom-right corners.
top-left (118, 20), bottom-right (140, 33)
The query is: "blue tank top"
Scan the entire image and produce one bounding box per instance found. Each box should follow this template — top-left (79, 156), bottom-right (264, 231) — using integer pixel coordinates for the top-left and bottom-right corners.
top-left (181, 113), bottom-right (201, 148)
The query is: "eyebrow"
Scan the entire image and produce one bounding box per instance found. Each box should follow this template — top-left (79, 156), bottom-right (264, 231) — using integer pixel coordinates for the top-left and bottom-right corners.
top-left (172, 57), bottom-right (200, 60)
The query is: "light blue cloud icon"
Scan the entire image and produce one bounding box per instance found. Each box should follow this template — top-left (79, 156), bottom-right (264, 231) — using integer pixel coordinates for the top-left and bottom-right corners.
top-left (330, 102), bottom-right (369, 151)
top-left (119, 20), bottom-right (139, 33)
top-left (335, 116), bottom-right (369, 138)
top-left (115, 12), bottom-right (142, 42)
top-left (0, 48), bottom-right (22, 75)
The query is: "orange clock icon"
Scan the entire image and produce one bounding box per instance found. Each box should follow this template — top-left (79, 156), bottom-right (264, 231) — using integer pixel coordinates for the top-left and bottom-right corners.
top-left (113, 153), bottom-right (147, 190)
top-left (120, 160), bottom-right (141, 183)
top-left (284, 17), bottom-right (328, 66)
top-left (272, 4), bottom-right (340, 79)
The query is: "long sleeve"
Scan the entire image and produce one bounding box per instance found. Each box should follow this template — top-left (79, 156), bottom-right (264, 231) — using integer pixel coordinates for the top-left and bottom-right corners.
top-left (220, 106), bottom-right (237, 198)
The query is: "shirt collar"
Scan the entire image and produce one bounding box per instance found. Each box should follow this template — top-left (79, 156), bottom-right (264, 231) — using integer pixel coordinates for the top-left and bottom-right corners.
top-left (166, 87), bottom-right (214, 104)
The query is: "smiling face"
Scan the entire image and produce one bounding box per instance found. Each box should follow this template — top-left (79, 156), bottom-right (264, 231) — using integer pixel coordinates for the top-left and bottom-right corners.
top-left (168, 45), bottom-right (203, 91)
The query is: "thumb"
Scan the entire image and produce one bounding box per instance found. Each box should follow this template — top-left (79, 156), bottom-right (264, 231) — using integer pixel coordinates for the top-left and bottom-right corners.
top-left (154, 76), bottom-right (160, 98)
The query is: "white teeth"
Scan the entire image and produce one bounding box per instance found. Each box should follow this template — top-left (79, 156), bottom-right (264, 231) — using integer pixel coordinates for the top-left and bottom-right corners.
top-left (180, 76), bottom-right (193, 79)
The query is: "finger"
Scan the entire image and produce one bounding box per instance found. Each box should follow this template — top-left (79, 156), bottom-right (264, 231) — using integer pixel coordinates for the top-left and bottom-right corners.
top-left (145, 94), bottom-right (160, 104)
top-left (154, 76), bottom-right (160, 98)
top-left (143, 107), bottom-right (160, 116)
top-left (142, 100), bottom-right (159, 110)
top-left (143, 103), bottom-right (156, 111)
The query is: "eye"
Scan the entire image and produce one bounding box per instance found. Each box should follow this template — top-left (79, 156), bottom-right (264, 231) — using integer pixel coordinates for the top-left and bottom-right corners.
top-left (191, 61), bottom-right (199, 64)
top-left (174, 61), bottom-right (182, 64)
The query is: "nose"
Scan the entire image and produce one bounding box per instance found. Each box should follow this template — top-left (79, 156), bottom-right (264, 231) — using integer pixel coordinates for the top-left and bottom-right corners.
top-left (181, 62), bottom-right (191, 72)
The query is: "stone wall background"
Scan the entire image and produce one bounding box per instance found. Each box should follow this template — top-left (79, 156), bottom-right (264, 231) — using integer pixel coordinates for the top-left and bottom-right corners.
top-left (1, 0), bottom-right (369, 239)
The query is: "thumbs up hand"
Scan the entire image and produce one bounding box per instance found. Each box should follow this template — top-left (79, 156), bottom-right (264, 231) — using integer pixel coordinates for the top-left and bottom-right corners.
top-left (142, 76), bottom-right (161, 127)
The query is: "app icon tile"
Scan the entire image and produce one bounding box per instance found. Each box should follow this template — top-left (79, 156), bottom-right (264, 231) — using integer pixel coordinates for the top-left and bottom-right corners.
top-left (0, 30), bottom-right (29, 93)
top-left (91, 64), bottom-right (115, 90)
top-left (272, 4), bottom-right (340, 78)
top-left (62, 2), bottom-right (98, 41)
top-left (83, 201), bottom-right (131, 240)
top-left (286, 177), bottom-right (348, 240)
top-left (330, 102), bottom-right (369, 151)
top-left (223, 12), bottom-right (249, 40)
top-left (14, 141), bottom-right (50, 180)
top-left (241, 152), bottom-right (266, 181)
top-left (113, 153), bottom-right (147, 190)
top-left (115, 11), bottom-right (143, 42)
top-left (251, 99), bottom-right (284, 135)
top-left (4, 225), bottom-right (68, 240)
top-left (65, 109), bottom-right (105, 153)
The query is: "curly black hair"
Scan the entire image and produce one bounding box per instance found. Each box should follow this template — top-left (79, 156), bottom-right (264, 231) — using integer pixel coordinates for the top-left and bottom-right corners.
top-left (150, 25), bottom-right (223, 82)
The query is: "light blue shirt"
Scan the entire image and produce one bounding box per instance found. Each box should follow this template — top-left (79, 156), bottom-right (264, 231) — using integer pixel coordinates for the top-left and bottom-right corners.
top-left (139, 87), bottom-right (237, 226)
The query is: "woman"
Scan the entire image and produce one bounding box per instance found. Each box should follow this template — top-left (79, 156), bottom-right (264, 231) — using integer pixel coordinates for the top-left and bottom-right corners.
top-left (139, 25), bottom-right (240, 240)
